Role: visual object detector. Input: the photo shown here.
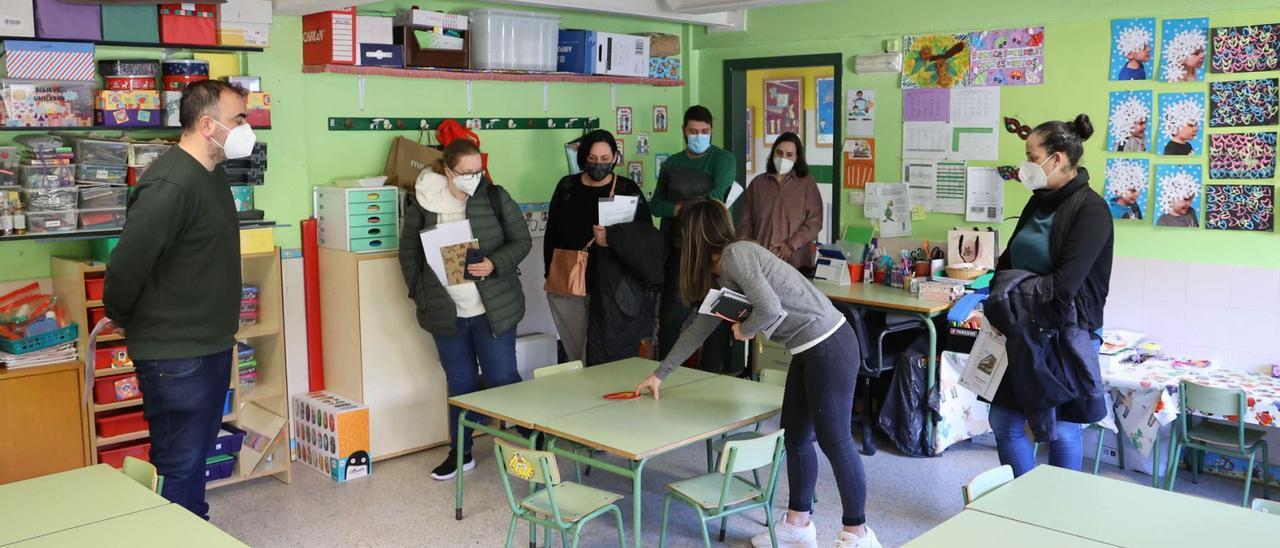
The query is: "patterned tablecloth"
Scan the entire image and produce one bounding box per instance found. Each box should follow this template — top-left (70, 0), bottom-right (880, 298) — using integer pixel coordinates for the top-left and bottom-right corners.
top-left (1103, 357), bottom-right (1280, 458)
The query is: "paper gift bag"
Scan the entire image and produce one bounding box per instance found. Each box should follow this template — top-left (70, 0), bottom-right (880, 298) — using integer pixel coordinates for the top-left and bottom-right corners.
top-left (441, 240), bottom-right (479, 286)
top-left (957, 321), bottom-right (1009, 401)
top-left (947, 228), bottom-right (998, 269)
top-left (384, 135), bottom-right (442, 189)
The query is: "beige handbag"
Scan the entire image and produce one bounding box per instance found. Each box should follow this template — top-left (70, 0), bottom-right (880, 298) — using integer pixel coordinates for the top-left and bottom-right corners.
top-left (543, 178), bottom-right (616, 297)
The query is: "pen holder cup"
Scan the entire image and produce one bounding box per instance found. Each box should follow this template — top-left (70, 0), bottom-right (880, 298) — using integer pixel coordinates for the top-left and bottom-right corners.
top-left (873, 266), bottom-right (887, 285)
top-left (848, 262), bottom-right (864, 283)
top-left (914, 261), bottom-right (931, 277)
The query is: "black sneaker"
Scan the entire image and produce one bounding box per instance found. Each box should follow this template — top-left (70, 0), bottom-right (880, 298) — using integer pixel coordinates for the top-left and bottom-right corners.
top-left (430, 450), bottom-right (475, 481)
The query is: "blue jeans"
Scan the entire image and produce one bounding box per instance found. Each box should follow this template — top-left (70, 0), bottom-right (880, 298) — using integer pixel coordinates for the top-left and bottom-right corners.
top-left (988, 404), bottom-right (1083, 477)
top-left (134, 349), bottom-right (233, 519)
top-left (433, 315), bottom-right (522, 455)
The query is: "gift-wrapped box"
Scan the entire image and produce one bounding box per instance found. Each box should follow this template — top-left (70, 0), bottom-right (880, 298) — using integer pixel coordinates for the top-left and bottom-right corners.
top-left (1, 79), bottom-right (94, 127)
top-left (246, 91), bottom-right (270, 127)
top-left (2, 41), bottom-right (94, 81)
top-left (102, 5), bottom-right (159, 43)
top-left (96, 90), bottom-right (161, 111)
top-left (96, 109), bottom-right (162, 128)
top-left (159, 3), bottom-right (217, 46)
top-left (0, 0), bottom-right (36, 37)
top-left (650, 56), bottom-right (680, 80)
top-left (34, 0), bottom-right (100, 41)
top-left (217, 0), bottom-right (271, 47)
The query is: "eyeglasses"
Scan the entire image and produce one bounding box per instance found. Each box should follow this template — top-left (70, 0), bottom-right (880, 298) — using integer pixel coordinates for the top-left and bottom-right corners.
top-left (1004, 116), bottom-right (1032, 140)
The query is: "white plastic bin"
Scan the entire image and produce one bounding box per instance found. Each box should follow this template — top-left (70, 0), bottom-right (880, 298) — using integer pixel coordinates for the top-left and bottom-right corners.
top-left (466, 9), bottom-right (560, 72)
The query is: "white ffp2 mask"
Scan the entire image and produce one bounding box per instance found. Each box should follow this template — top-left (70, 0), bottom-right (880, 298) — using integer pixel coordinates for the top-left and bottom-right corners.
top-left (213, 120), bottom-right (257, 160)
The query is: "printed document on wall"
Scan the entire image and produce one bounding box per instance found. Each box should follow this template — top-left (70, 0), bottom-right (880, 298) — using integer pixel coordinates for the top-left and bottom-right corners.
top-left (869, 182), bottom-right (912, 237)
top-left (902, 159), bottom-right (937, 218)
top-left (934, 160), bottom-right (968, 214)
top-left (965, 167), bottom-right (1004, 223)
top-left (903, 122), bottom-right (951, 159)
top-left (948, 87), bottom-right (1001, 161)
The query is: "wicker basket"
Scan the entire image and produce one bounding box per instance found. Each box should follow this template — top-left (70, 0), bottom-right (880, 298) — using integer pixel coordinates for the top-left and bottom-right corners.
top-left (945, 266), bottom-right (988, 281)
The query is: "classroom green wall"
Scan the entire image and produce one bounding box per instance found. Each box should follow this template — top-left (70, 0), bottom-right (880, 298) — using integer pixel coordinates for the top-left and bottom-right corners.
top-left (0, 0), bottom-right (689, 282)
top-left (691, 0), bottom-right (1280, 268)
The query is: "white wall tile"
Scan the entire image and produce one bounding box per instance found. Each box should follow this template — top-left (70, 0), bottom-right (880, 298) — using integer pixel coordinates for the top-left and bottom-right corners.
top-left (1184, 262), bottom-right (1222, 307)
top-left (1228, 266), bottom-right (1280, 312)
top-left (1162, 343), bottom-right (1225, 361)
top-left (1227, 309), bottom-right (1280, 355)
top-left (1226, 351), bottom-right (1280, 372)
top-left (1140, 300), bottom-right (1187, 343)
top-left (1108, 257), bottom-right (1145, 301)
top-left (1104, 296), bottom-right (1143, 331)
top-left (1144, 259), bottom-right (1187, 303)
top-left (1182, 305), bottom-right (1229, 349)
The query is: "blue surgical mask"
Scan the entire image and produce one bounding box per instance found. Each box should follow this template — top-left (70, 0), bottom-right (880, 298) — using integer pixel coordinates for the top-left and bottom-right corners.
top-left (687, 134), bottom-right (711, 155)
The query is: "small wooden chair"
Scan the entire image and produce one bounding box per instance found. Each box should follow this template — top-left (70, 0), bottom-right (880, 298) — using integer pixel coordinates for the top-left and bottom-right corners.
top-left (122, 456), bottom-right (163, 494)
top-left (493, 438), bottom-right (625, 548)
top-left (660, 430), bottom-right (786, 547)
top-left (962, 464), bottom-right (1013, 504)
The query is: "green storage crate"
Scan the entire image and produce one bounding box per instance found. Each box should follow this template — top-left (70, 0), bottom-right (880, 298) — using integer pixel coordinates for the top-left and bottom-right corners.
top-left (102, 5), bottom-right (159, 43)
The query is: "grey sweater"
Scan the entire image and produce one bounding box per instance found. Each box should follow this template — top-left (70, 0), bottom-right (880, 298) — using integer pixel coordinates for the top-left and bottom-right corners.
top-left (653, 241), bottom-right (846, 380)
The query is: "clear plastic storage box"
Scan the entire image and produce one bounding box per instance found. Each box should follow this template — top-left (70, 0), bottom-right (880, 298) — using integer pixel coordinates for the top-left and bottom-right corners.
top-left (72, 138), bottom-right (130, 165)
top-left (22, 187), bottom-right (78, 211)
top-left (27, 210), bottom-right (77, 233)
top-left (19, 164), bottom-right (75, 188)
top-left (79, 185), bottom-right (128, 209)
top-left (129, 142), bottom-right (172, 167)
top-left (79, 207), bottom-right (127, 230)
top-left (1, 80), bottom-right (95, 128)
top-left (77, 163), bottom-right (129, 185)
top-left (466, 9), bottom-right (560, 72)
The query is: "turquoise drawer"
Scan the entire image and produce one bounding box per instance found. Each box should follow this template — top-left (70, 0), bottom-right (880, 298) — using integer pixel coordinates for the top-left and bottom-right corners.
top-left (347, 189), bottom-right (397, 205)
top-left (349, 213), bottom-right (396, 227)
top-left (350, 236), bottom-right (397, 252)
top-left (348, 201), bottom-right (394, 215)
top-left (350, 225), bottom-right (394, 239)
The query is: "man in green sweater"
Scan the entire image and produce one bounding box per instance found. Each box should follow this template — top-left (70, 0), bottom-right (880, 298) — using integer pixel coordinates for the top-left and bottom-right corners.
top-left (103, 80), bottom-right (250, 519)
top-left (651, 106), bottom-right (739, 373)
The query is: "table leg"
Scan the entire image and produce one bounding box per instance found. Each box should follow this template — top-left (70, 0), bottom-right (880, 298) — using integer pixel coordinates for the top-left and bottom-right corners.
top-left (919, 313), bottom-right (938, 456)
top-left (632, 458), bottom-right (647, 548)
top-left (455, 411), bottom-right (539, 521)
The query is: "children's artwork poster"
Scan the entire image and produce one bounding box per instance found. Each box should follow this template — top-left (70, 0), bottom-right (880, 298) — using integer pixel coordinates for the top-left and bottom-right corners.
top-left (1157, 92), bottom-right (1205, 156)
top-left (1210, 24), bottom-right (1280, 74)
top-left (902, 33), bottom-right (971, 89)
top-left (1208, 132), bottom-right (1277, 180)
top-left (1108, 90), bottom-right (1154, 153)
top-left (764, 79), bottom-right (802, 144)
top-left (1208, 78), bottom-right (1279, 128)
top-left (627, 161), bottom-right (643, 184)
top-left (816, 77), bottom-right (835, 146)
top-left (635, 133), bottom-right (650, 156)
top-left (846, 89), bottom-right (875, 138)
top-left (1159, 18), bottom-right (1209, 83)
top-left (967, 26), bottom-right (1044, 86)
top-left (1110, 18), bottom-right (1156, 80)
top-left (615, 106), bottom-right (633, 135)
top-left (653, 153), bottom-right (670, 185)
top-left (1204, 184), bottom-right (1275, 232)
top-left (843, 138), bottom-right (875, 202)
top-left (1105, 158), bottom-right (1150, 221)
top-left (1153, 164), bottom-right (1202, 228)
top-left (652, 105), bottom-right (668, 132)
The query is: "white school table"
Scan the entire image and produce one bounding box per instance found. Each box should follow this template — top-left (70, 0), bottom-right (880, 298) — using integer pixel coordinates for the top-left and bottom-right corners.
top-left (0, 464), bottom-right (168, 545)
top-left (968, 466), bottom-right (1280, 547)
top-left (905, 509), bottom-right (1115, 547)
top-left (11, 504), bottom-right (247, 547)
top-left (450, 358), bottom-right (785, 547)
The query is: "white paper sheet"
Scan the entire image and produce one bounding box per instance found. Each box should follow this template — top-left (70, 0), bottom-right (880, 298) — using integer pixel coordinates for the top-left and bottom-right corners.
top-left (902, 121), bottom-right (951, 159)
top-left (597, 195), bottom-right (639, 227)
top-left (958, 322), bottom-right (1009, 401)
top-left (965, 167), bottom-right (1005, 223)
top-left (902, 159), bottom-right (937, 217)
top-left (419, 220), bottom-right (474, 286)
top-left (871, 182), bottom-right (911, 237)
top-left (725, 182), bottom-right (745, 208)
top-left (933, 160), bottom-right (968, 214)
top-left (948, 87), bottom-right (1001, 161)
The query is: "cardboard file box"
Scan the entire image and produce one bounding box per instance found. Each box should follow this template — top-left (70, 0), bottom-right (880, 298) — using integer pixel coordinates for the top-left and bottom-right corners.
top-left (217, 0), bottom-right (271, 47)
top-left (0, 0), bottom-right (35, 37)
top-left (159, 3), bottom-right (218, 47)
top-left (302, 8), bottom-right (357, 65)
top-left (396, 26), bottom-right (468, 69)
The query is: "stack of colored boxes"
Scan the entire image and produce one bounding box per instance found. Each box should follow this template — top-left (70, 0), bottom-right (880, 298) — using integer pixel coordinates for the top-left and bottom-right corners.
top-left (240, 284), bottom-right (259, 327)
top-left (292, 391), bottom-right (371, 482)
top-left (97, 60), bottom-right (161, 129)
top-left (1, 41), bottom-right (96, 128)
top-left (237, 341), bottom-right (258, 386)
top-left (161, 60), bottom-right (209, 127)
top-left (205, 427), bottom-right (246, 482)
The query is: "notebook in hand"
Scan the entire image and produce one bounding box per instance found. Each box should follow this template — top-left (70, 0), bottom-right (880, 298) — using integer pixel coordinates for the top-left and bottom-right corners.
top-left (710, 289), bottom-right (752, 322)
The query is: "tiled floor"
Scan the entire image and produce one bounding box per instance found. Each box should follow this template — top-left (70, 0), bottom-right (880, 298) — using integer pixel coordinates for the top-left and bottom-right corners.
top-left (206, 421), bottom-right (1268, 547)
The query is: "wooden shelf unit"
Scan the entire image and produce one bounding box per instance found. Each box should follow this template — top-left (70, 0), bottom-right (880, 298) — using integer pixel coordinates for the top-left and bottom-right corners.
top-left (302, 63), bottom-right (685, 87)
top-left (50, 248), bottom-right (291, 488)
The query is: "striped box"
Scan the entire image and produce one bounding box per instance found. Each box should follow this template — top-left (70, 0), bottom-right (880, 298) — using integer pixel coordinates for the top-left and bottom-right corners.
top-left (2, 41), bottom-right (95, 81)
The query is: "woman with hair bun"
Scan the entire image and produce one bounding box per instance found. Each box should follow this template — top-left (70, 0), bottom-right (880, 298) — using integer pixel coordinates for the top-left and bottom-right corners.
top-left (985, 114), bottom-right (1114, 477)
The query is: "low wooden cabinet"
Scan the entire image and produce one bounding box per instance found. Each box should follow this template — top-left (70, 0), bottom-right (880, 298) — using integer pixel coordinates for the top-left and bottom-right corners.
top-left (0, 361), bottom-right (91, 484)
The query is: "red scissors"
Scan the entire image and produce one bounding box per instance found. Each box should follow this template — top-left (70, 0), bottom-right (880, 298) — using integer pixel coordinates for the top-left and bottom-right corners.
top-left (602, 391), bottom-right (641, 401)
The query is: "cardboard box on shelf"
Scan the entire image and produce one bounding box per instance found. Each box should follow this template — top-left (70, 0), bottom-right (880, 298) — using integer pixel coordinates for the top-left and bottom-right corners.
top-left (158, 3), bottom-right (218, 47)
top-left (101, 5), bottom-right (159, 43)
top-left (217, 0), bottom-right (271, 47)
top-left (302, 7), bottom-right (357, 65)
top-left (356, 15), bottom-right (394, 45)
top-left (95, 90), bottom-right (161, 111)
top-left (292, 391), bottom-right (371, 483)
top-left (246, 92), bottom-right (270, 127)
top-left (1, 79), bottom-right (94, 128)
top-left (0, 0), bottom-right (36, 37)
top-left (594, 32), bottom-right (649, 78)
top-left (394, 8), bottom-right (467, 31)
top-left (194, 53), bottom-right (241, 80)
top-left (650, 56), bottom-right (680, 80)
top-left (2, 41), bottom-right (95, 81)
top-left (34, 0), bottom-right (101, 41)
top-left (357, 44), bottom-right (404, 68)
top-left (556, 30), bottom-right (595, 74)
top-left (95, 109), bottom-right (162, 128)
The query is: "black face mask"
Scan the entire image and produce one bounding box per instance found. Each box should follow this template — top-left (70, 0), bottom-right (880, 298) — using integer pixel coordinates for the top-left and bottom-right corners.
top-left (584, 162), bottom-right (614, 182)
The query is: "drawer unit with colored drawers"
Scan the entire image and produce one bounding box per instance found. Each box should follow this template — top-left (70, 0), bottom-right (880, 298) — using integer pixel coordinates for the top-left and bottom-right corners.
top-left (314, 186), bottom-right (401, 253)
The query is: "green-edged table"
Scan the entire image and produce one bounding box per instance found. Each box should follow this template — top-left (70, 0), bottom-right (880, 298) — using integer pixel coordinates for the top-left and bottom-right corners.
top-left (449, 358), bottom-right (784, 547)
top-left (11, 504), bottom-right (247, 547)
top-left (969, 466), bottom-right (1280, 547)
top-left (0, 464), bottom-right (169, 545)
top-left (906, 510), bottom-right (1117, 547)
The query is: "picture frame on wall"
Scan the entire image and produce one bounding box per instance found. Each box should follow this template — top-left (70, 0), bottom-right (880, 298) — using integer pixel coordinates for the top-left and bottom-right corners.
top-left (764, 78), bottom-right (802, 144)
top-left (627, 161), bottom-right (643, 183)
top-left (616, 107), bottom-right (633, 135)
top-left (652, 105), bottom-right (668, 132)
top-left (816, 77), bottom-right (835, 147)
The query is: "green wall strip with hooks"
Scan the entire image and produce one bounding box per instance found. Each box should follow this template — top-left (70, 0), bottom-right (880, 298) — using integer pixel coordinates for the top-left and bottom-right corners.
top-left (327, 117), bottom-right (601, 131)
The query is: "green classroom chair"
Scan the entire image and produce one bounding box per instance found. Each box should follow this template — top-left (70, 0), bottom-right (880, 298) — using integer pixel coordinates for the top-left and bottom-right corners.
top-left (1252, 498), bottom-right (1280, 515)
top-left (1031, 423), bottom-right (1120, 475)
top-left (660, 430), bottom-right (786, 547)
top-left (1165, 380), bottom-right (1271, 507)
top-left (962, 464), bottom-right (1013, 505)
top-left (706, 367), bottom-right (786, 484)
top-left (493, 438), bottom-right (626, 548)
top-left (122, 456), bottom-right (163, 494)
top-left (533, 361), bottom-right (593, 482)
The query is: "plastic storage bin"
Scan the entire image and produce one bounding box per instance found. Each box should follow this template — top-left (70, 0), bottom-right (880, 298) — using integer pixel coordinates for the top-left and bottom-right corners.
top-left (72, 138), bottom-right (130, 165)
top-left (80, 207), bottom-right (127, 230)
top-left (79, 185), bottom-right (128, 209)
top-left (99, 441), bottom-right (150, 468)
top-left (129, 142), bottom-right (172, 166)
top-left (208, 427), bottom-right (246, 457)
top-left (205, 454), bottom-right (236, 482)
top-left (466, 9), bottom-right (560, 71)
top-left (95, 410), bottom-right (149, 438)
top-left (27, 210), bottom-right (76, 233)
top-left (93, 371), bottom-right (143, 404)
top-left (19, 164), bottom-right (74, 188)
top-left (85, 275), bottom-right (105, 300)
top-left (77, 163), bottom-right (129, 185)
top-left (93, 340), bottom-right (129, 370)
top-left (22, 187), bottom-right (77, 210)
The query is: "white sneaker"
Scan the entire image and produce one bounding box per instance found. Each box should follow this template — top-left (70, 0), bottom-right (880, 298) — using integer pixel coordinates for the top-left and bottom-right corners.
top-left (833, 527), bottom-right (882, 548)
top-left (752, 513), bottom-right (818, 548)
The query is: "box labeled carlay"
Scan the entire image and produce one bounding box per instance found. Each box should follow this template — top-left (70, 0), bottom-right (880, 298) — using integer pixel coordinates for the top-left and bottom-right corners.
top-left (0, 0), bottom-right (36, 38)
top-left (2, 41), bottom-right (95, 81)
top-left (34, 0), bottom-right (100, 41)
top-left (302, 8), bottom-right (357, 65)
top-left (217, 0), bottom-right (271, 47)
top-left (159, 3), bottom-right (218, 47)
top-left (292, 391), bottom-right (371, 482)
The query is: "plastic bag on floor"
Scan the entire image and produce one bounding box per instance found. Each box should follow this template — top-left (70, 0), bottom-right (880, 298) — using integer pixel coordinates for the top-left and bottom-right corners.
top-left (877, 337), bottom-right (939, 457)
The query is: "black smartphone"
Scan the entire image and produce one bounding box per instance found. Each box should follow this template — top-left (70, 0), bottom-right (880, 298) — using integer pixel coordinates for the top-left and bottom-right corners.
top-left (464, 248), bottom-right (485, 280)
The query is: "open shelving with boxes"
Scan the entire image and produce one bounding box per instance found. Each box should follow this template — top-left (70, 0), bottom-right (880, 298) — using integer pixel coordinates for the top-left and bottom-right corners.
top-left (50, 247), bottom-right (291, 489)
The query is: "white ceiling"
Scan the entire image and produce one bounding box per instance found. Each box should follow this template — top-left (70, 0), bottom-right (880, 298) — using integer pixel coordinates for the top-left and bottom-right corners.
top-left (271, 0), bottom-right (824, 27)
